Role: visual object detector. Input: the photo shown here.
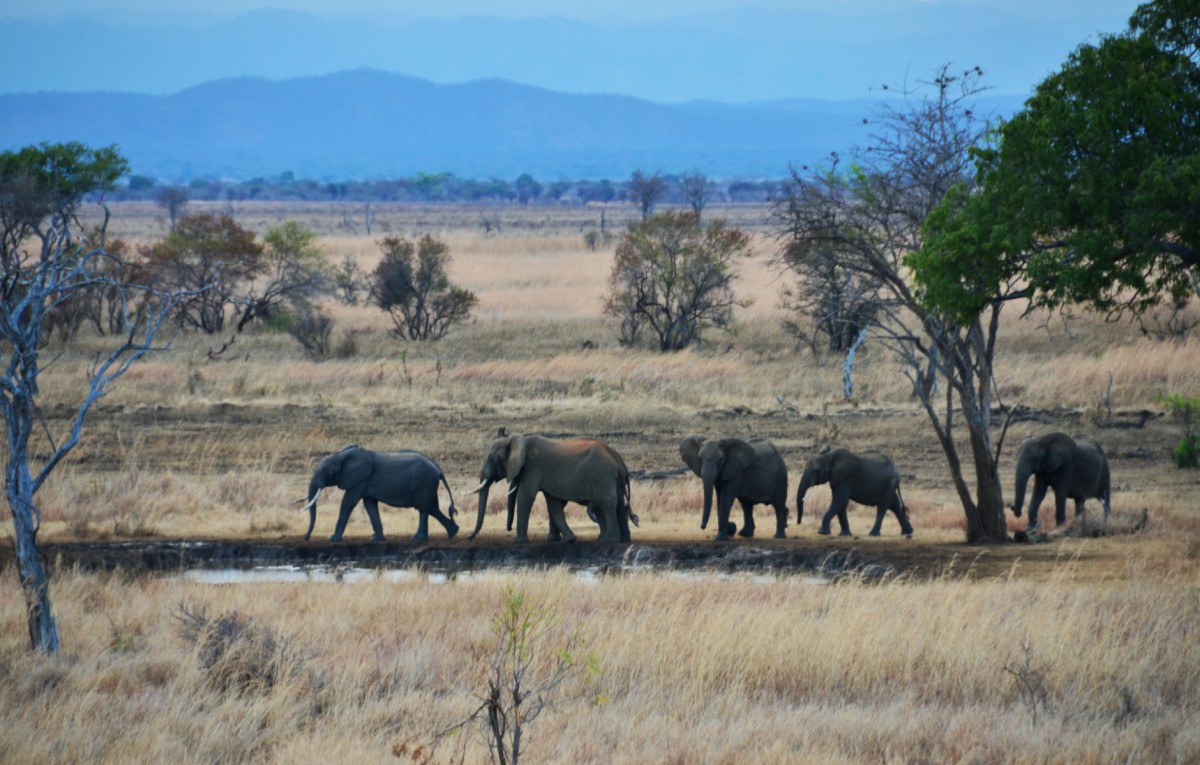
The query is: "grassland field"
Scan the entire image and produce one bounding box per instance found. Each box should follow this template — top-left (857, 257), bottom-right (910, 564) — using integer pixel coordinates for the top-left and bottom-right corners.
top-left (1, 201), bottom-right (1198, 764)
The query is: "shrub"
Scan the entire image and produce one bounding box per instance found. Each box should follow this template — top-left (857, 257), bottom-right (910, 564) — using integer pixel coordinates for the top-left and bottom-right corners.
top-left (369, 234), bottom-right (478, 341)
top-left (604, 211), bottom-right (750, 351)
top-left (1159, 392), bottom-right (1200, 468)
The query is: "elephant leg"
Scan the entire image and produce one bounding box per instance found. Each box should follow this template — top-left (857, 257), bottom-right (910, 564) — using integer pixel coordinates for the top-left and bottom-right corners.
top-left (596, 498), bottom-right (621, 544)
top-left (546, 502), bottom-right (562, 542)
top-left (423, 500), bottom-right (459, 541)
top-left (1026, 478), bottom-right (1049, 530)
top-left (714, 491), bottom-right (736, 541)
top-left (363, 497), bottom-right (386, 542)
top-left (869, 502), bottom-right (887, 537)
top-left (772, 499), bottom-right (788, 539)
top-left (738, 498), bottom-right (756, 537)
top-left (616, 502), bottom-right (631, 543)
top-left (820, 485), bottom-right (853, 536)
top-left (1054, 484), bottom-right (1069, 526)
top-left (545, 497), bottom-right (576, 543)
top-left (891, 494), bottom-right (914, 535)
top-left (330, 489), bottom-right (364, 541)
top-left (513, 488), bottom-right (537, 544)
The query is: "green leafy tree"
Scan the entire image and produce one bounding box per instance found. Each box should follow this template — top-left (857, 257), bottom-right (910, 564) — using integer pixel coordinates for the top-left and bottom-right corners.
top-left (369, 234), bottom-right (477, 341)
top-left (914, 0), bottom-right (1200, 325)
top-left (605, 211), bottom-right (751, 351)
top-left (0, 142), bottom-right (200, 652)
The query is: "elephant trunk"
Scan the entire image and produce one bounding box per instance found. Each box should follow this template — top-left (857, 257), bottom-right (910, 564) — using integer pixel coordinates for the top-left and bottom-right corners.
top-left (796, 471), bottom-right (813, 525)
top-left (303, 479), bottom-right (324, 541)
top-left (1012, 461), bottom-right (1031, 517)
top-left (700, 466), bottom-right (717, 529)
top-left (469, 479), bottom-right (493, 540)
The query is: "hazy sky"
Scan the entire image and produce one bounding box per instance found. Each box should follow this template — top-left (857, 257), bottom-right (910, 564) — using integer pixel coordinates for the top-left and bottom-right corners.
top-left (4, 0), bottom-right (1142, 23)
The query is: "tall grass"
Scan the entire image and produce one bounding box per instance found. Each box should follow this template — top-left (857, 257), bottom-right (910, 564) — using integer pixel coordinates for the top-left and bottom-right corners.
top-left (0, 567), bottom-right (1196, 764)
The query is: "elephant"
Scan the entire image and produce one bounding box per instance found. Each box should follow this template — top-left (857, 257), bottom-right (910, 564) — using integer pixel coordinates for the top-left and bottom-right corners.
top-left (796, 447), bottom-right (912, 537)
top-left (468, 434), bottom-right (632, 544)
top-left (302, 444), bottom-right (458, 542)
top-left (1011, 432), bottom-right (1111, 529)
top-left (503, 444), bottom-right (639, 542)
top-left (679, 435), bottom-right (789, 541)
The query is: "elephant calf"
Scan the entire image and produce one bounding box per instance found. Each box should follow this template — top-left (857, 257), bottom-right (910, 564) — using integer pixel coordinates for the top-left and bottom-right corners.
top-left (679, 435), bottom-right (789, 541)
top-left (796, 447), bottom-right (913, 537)
top-left (302, 444), bottom-right (458, 542)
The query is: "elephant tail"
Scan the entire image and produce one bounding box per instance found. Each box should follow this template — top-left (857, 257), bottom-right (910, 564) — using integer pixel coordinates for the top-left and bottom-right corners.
top-left (440, 471), bottom-right (458, 518)
top-left (624, 473), bottom-right (639, 527)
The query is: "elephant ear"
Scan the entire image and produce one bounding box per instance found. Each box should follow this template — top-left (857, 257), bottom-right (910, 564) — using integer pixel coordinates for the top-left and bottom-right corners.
top-left (719, 438), bottom-right (756, 481)
top-left (505, 435), bottom-right (528, 482)
top-left (829, 450), bottom-right (859, 486)
top-left (337, 447), bottom-right (373, 489)
top-left (679, 435), bottom-right (705, 477)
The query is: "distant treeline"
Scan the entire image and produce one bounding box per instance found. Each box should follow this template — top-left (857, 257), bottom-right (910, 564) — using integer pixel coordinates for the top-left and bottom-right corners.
top-left (115, 171), bottom-right (786, 206)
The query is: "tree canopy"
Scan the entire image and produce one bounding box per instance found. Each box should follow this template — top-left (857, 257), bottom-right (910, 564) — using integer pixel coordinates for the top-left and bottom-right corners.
top-left (913, 0), bottom-right (1200, 323)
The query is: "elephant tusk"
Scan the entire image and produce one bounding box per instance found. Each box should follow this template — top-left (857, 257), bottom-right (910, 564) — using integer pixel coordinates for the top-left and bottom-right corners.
top-left (466, 479), bottom-right (489, 495)
top-left (507, 482), bottom-right (519, 496)
top-left (301, 487), bottom-right (322, 511)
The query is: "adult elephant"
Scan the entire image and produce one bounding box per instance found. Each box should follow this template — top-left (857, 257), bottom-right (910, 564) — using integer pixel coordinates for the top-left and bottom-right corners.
top-left (503, 444), bottom-right (638, 542)
top-left (796, 447), bottom-right (912, 537)
top-left (1011, 432), bottom-right (1111, 529)
top-left (679, 435), bottom-right (788, 541)
top-left (302, 444), bottom-right (458, 542)
top-left (468, 434), bottom-right (631, 544)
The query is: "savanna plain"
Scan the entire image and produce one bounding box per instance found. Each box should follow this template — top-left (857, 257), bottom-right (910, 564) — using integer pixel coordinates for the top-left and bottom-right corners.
top-left (2, 202), bottom-right (1199, 764)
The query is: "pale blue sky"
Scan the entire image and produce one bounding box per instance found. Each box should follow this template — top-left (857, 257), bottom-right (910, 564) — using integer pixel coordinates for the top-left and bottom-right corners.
top-left (4, 0), bottom-right (1141, 23)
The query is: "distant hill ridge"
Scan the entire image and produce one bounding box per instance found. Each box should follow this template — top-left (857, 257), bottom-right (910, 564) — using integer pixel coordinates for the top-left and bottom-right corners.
top-left (0, 69), bottom-right (1022, 181)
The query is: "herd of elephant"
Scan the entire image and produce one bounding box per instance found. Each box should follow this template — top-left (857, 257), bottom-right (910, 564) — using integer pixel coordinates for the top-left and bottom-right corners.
top-left (300, 431), bottom-right (1113, 544)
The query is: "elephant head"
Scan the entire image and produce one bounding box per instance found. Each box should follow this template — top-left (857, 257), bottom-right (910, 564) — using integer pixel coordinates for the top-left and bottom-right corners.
top-left (302, 444), bottom-right (370, 541)
top-left (796, 446), bottom-right (855, 525)
top-left (1011, 432), bottom-right (1073, 518)
top-left (679, 435), bottom-right (756, 531)
top-left (468, 434), bottom-right (527, 540)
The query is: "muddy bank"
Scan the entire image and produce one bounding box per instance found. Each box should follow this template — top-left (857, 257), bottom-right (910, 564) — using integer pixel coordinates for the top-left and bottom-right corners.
top-left (28, 539), bottom-right (897, 579)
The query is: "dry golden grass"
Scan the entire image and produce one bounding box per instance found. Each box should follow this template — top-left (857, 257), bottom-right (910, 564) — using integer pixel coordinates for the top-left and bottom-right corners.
top-left (0, 567), bottom-right (1196, 764)
top-left (2, 201), bottom-right (1199, 763)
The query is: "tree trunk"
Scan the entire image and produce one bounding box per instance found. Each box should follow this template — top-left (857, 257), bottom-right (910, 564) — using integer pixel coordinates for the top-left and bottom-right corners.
top-left (5, 420), bottom-right (60, 652)
top-left (11, 491), bottom-right (60, 653)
